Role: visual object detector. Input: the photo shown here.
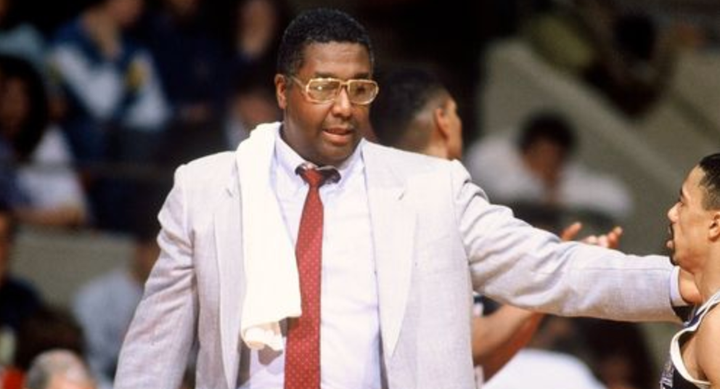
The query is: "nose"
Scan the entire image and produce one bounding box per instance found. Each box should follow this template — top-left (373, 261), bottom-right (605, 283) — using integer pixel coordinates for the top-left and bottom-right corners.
top-left (331, 87), bottom-right (352, 118)
top-left (667, 203), bottom-right (678, 222)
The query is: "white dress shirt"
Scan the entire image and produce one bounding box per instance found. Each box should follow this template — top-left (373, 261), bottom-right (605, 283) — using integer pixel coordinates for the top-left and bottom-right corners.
top-left (238, 133), bottom-right (381, 389)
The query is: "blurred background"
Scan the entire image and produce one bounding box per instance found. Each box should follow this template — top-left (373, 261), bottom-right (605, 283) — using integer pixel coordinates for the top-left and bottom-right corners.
top-left (1, 0), bottom-right (719, 388)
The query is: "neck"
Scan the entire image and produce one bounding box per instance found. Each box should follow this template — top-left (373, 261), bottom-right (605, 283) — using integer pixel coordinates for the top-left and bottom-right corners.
top-left (698, 248), bottom-right (720, 302)
top-left (422, 141), bottom-right (447, 160)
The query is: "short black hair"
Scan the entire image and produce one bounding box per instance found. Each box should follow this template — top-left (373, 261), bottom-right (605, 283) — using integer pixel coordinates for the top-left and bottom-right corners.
top-left (518, 112), bottom-right (576, 156)
top-left (276, 8), bottom-right (374, 76)
top-left (15, 306), bottom-right (85, 370)
top-left (698, 152), bottom-right (720, 210)
top-left (370, 67), bottom-right (447, 149)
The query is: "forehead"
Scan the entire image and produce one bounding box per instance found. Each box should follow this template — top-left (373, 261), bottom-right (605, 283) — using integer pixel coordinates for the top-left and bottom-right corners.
top-left (298, 42), bottom-right (371, 78)
top-left (48, 375), bottom-right (93, 389)
top-left (682, 166), bottom-right (705, 198)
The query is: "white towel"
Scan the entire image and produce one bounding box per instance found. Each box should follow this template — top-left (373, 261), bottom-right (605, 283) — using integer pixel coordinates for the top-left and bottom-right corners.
top-left (236, 123), bottom-right (301, 351)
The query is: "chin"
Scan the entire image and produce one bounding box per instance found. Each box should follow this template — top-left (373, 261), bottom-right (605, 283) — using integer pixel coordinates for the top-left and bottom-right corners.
top-left (322, 146), bottom-right (355, 165)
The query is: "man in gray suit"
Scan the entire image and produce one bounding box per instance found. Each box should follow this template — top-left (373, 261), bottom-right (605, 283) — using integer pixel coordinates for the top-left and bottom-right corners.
top-left (115, 8), bottom-right (696, 389)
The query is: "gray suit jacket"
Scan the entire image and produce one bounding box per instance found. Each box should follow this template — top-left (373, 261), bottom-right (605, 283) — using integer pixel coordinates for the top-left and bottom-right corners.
top-left (115, 138), bottom-right (677, 389)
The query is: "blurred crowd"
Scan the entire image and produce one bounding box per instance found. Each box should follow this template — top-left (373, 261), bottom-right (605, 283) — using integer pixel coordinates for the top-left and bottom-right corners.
top-left (1, 0), bottom-right (716, 233)
top-left (0, 0), bottom-right (286, 387)
top-left (0, 0), bottom-right (718, 388)
top-left (0, 0), bottom-right (285, 234)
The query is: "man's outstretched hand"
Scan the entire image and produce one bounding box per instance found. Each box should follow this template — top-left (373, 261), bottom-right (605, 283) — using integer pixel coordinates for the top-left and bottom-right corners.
top-left (560, 222), bottom-right (623, 249)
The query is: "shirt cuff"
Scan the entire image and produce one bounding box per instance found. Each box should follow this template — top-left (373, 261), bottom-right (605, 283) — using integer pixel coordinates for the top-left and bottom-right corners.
top-left (669, 266), bottom-right (688, 307)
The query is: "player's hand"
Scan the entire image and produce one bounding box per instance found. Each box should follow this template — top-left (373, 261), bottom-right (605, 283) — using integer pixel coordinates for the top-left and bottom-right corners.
top-left (560, 222), bottom-right (623, 249)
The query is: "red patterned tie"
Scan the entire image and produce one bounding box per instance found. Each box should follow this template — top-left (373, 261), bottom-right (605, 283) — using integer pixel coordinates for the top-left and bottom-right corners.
top-left (284, 164), bottom-right (338, 389)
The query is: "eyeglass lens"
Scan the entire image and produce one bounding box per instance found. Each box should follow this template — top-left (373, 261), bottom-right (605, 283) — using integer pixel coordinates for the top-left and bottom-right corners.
top-left (306, 79), bottom-right (377, 104)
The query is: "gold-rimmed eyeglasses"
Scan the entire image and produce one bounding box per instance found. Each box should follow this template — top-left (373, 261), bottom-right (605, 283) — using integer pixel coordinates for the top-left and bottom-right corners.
top-left (290, 76), bottom-right (379, 105)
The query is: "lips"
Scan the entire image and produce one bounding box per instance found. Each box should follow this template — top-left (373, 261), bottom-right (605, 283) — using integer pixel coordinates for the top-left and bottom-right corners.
top-left (324, 127), bottom-right (353, 136)
top-left (323, 127), bottom-right (354, 145)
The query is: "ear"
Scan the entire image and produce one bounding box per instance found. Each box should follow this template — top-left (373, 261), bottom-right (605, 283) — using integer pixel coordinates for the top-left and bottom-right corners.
top-left (433, 103), bottom-right (451, 141)
top-left (710, 212), bottom-right (720, 241)
top-left (275, 74), bottom-right (288, 110)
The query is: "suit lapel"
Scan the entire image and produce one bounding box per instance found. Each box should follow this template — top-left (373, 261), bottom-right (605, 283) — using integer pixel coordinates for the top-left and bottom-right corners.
top-left (215, 173), bottom-right (244, 389)
top-left (363, 144), bottom-right (416, 360)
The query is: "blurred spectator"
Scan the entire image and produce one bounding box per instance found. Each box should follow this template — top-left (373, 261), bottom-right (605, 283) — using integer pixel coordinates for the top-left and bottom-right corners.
top-left (48, 0), bottom-right (168, 162)
top-left (24, 349), bottom-right (96, 389)
top-left (523, 0), bottom-right (676, 117)
top-left (464, 112), bottom-right (632, 224)
top-left (484, 316), bottom-right (607, 389)
top-left (0, 204), bottom-right (42, 365)
top-left (223, 70), bottom-right (281, 149)
top-left (47, 0), bottom-right (169, 231)
top-left (584, 9), bottom-right (675, 117)
top-left (135, 0), bottom-right (226, 138)
top-left (14, 307), bottom-right (84, 372)
top-left (227, 0), bottom-right (288, 82)
top-left (2, 306), bottom-right (85, 389)
top-left (575, 318), bottom-right (656, 389)
top-left (0, 54), bottom-right (87, 228)
top-left (0, 0), bottom-right (46, 75)
top-left (72, 222), bottom-right (159, 388)
top-left (0, 55), bottom-right (39, 211)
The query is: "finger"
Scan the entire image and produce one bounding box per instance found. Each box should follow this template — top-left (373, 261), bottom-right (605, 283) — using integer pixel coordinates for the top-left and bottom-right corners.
top-left (560, 222), bottom-right (583, 242)
top-left (604, 226), bottom-right (623, 249)
top-left (583, 235), bottom-right (598, 245)
top-left (597, 235), bottom-right (609, 248)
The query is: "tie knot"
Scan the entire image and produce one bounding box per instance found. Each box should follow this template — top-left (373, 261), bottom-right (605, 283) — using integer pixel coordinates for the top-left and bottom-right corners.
top-left (296, 164), bottom-right (340, 188)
